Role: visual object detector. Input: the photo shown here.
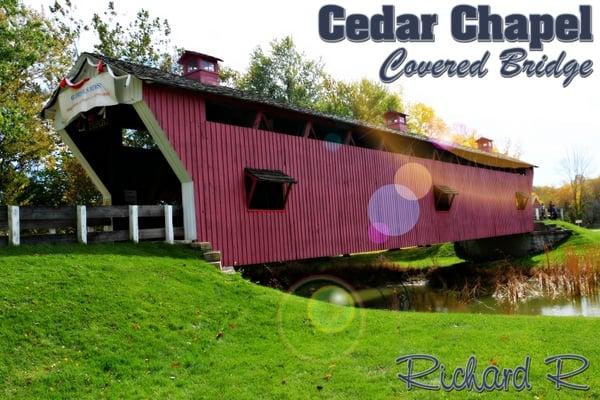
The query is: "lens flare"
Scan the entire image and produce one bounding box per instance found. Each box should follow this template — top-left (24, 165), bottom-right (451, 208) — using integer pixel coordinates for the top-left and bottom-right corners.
top-left (276, 275), bottom-right (366, 361)
top-left (431, 134), bottom-right (456, 152)
top-left (368, 184), bottom-right (420, 237)
top-left (394, 163), bottom-right (432, 199)
top-left (368, 222), bottom-right (390, 244)
top-left (307, 285), bottom-right (356, 333)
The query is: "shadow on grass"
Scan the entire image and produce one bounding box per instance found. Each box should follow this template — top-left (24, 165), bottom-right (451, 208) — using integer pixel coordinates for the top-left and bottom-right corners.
top-left (0, 241), bottom-right (202, 260)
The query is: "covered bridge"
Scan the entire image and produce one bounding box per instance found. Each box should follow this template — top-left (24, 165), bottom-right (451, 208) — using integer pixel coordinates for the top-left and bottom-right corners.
top-left (42, 51), bottom-right (535, 266)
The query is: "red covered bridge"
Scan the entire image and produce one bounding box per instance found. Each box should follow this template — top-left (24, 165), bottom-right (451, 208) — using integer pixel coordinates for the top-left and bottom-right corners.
top-left (42, 51), bottom-right (535, 266)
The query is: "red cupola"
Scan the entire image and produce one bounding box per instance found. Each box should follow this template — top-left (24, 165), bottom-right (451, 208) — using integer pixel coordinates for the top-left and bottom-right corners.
top-left (177, 50), bottom-right (223, 85)
top-left (384, 111), bottom-right (408, 133)
top-left (476, 137), bottom-right (494, 153)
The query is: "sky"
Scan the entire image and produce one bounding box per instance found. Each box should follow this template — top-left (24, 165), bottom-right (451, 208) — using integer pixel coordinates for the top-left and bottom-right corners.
top-left (26, 0), bottom-right (600, 187)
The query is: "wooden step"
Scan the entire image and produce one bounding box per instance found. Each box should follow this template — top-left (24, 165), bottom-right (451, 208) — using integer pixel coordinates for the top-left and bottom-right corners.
top-left (220, 266), bottom-right (236, 274)
top-left (190, 241), bottom-right (212, 252)
top-left (203, 250), bottom-right (221, 262)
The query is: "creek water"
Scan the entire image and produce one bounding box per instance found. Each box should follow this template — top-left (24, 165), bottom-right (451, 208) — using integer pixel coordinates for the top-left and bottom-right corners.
top-left (294, 279), bottom-right (600, 317)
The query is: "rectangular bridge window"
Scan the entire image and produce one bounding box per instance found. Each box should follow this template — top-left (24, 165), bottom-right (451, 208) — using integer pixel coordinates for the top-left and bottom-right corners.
top-left (244, 168), bottom-right (297, 210)
top-left (434, 185), bottom-right (458, 212)
top-left (516, 192), bottom-right (529, 210)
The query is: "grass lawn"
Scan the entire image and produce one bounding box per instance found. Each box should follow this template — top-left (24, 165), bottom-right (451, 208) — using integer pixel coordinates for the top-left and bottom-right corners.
top-left (312, 243), bottom-right (463, 270)
top-left (525, 220), bottom-right (600, 266)
top-left (371, 220), bottom-right (600, 270)
top-left (361, 243), bottom-right (462, 268)
top-left (1, 242), bottom-right (600, 399)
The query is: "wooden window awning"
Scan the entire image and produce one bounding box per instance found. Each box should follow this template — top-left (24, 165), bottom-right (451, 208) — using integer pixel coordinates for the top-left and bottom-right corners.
top-left (515, 191), bottom-right (529, 210)
top-left (244, 168), bottom-right (297, 184)
top-left (434, 185), bottom-right (458, 212)
top-left (435, 185), bottom-right (459, 195)
top-left (244, 168), bottom-right (297, 210)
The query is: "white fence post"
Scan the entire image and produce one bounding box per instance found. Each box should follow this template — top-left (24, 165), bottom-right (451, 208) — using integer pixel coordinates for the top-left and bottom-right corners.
top-left (7, 206), bottom-right (20, 246)
top-left (164, 205), bottom-right (174, 244)
top-left (129, 205), bottom-right (139, 243)
top-left (77, 205), bottom-right (87, 244)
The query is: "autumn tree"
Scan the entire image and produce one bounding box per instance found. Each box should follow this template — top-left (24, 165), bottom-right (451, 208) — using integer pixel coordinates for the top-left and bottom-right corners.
top-left (561, 148), bottom-right (594, 220)
top-left (406, 103), bottom-right (448, 138)
top-left (583, 177), bottom-right (600, 225)
top-left (15, 0), bottom-right (179, 206)
top-left (34, 0), bottom-right (176, 205)
top-left (0, 0), bottom-right (75, 204)
top-left (498, 137), bottom-right (523, 159)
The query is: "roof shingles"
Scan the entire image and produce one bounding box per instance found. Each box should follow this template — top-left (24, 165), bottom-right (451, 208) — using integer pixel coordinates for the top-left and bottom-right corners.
top-left (44, 52), bottom-right (535, 169)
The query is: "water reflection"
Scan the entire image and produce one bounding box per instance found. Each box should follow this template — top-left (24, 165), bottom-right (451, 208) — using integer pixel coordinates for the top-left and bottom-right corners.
top-left (540, 295), bottom-right (600, 317)
top-left (299, 281), bottom-right (600, 317)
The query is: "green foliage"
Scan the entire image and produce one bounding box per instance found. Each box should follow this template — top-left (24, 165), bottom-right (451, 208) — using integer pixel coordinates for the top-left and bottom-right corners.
top-left (228, 37), bottom-right (407, 126)
top-left (0, 0), bottom-right (74, 204)
top-left (1, 0), bottom-right (175, 207)
top-left (229, 36), bottom-right (451, 135)
top-left (22, 153), bottom-right (102, 206)
top-left (235, 37), bottom-right (327, 108)
top-left (219, 65), bottom-right (241, 88)
top-left (318, 78), bottom-right (405, 125)
top-left (121, 128), bottom-right (157, 150)
top-left (1, 243), bottom-right (600, 398)
top-left (90, 1), bottom-right (177, 72)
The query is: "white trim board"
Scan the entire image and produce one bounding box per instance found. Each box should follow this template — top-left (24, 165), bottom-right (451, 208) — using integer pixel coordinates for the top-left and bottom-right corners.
top-left (133, 101), bottom-right (197, 242)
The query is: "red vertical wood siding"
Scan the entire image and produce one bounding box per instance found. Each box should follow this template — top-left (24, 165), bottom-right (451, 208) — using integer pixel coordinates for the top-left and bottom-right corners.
top-left (143, 85), bottom-right (534, 266)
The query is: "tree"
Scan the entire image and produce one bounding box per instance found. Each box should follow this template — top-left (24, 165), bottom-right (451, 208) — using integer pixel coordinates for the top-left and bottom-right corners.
top-left (89, 1), bottom-right (177, 71)
top-left (42, 1), bottom-right (176, 199)
top-left (315, 76), bottom-right (355, 119)
top-left (560, 148), bottom-right (594, 221)
top-left (318, 78), bottom-right (405, 125)
top-left (407, 103), bottom-right (448, 137)
top-left (582, 177), bottom-right (600, 225)
top-left (0, 0), bottom-right (75, 204)
top-left (0, 0), bottom-right (179, 206)
top-left (23, 154), bottom-right (102, 206)
top-left (498, 137), bottom-right (523, 159)
top-left (235, 37), bottom-right (326, 108)
top-left (229, 37), bottom-right (406, 125)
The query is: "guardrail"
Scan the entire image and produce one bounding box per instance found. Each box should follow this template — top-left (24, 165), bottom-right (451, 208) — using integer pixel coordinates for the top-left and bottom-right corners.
top-left (0, 205), bottom-right (183, 247)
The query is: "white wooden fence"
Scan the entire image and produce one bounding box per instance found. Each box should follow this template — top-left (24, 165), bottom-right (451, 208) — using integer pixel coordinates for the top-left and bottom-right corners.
top-left (0, 205), bottom-right (183, 246)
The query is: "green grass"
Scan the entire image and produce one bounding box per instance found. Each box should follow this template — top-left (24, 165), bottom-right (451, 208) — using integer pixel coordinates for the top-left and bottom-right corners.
top-left (321, 220), bottom-right (600, 271)
top-left (385, 243), bottom-right (462, 268)
top-left (365, 221), bottom-right (600, 270)
top-left (544, 220), bottom-right (600, 247)
top-left (2, 243), bottom-right (600, 399)
top-left (308, 243), bottom-right (463, 270)
top-left (526, 220), bottom-right (600, 266)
